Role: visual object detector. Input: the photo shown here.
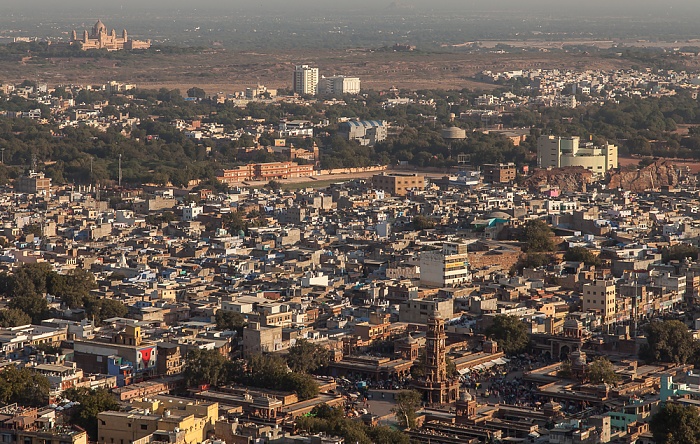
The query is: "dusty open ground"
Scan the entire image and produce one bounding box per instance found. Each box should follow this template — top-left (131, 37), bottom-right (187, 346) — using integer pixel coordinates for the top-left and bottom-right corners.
top-left (5, 49), bottom-right (635, 93)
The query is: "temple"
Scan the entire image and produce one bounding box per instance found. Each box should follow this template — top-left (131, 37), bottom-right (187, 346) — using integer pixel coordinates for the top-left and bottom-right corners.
top-left (71, 20), bottom-right (151, 51)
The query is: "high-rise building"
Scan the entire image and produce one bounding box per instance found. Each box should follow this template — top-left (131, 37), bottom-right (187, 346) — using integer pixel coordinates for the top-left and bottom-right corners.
top-left (537, 135), bottom-right (618, 174)
top-left (318, 75), bottom-right (361, 96)
top-left (420, 242), bottom-right (471, 288)
top-left (293, 65), bottom-right (319, 96)
top-left (582, 279), bottom-right (617, 325)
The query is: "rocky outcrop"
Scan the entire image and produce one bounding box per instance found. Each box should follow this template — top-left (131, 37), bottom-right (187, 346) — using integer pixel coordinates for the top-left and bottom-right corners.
top-left (608, 160), bottom-right (680, 192)
top-left (522, 167), bottom-right (594, 193)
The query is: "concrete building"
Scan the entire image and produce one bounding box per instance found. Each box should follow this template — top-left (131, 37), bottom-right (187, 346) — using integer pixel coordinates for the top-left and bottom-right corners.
top-left (339, 120), bottom-right (387, 146)
top-left (371, 173), bottom-right (424, 197)
top-left (242, 322), bottom-right (284, 356)
top-left (182, 203), bottom-right (203, 222)
top-left (293, 65), bottom-right (319, 96)
top-left (16, 171), bottom-right (51, 195)
top-left (420, 242), bottom-right (471, 288)
top-left (537, 136), bottom-right (618, 174)
top-left (399, 298), bottom-right (454, 324)
top-left (318, 75), bottom-right (361, 96)
top-left (97, 398), bottom-right (217, 444)
top-left (582, 280), bottom-right (617, 325)
top-left (483, 163), bottom-right (517, 184)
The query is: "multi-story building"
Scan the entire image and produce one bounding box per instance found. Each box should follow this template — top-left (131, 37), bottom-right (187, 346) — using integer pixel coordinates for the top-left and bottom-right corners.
top-left (483, 163), bottom-right (517, 183)
top-left (97, 398), bottom-right (217, 444)
top-left (215, 162), bottom-right (314, 185)
top-left (582, 279), bottom-right (617, 325)
top-left (399, 298), bottom-right (454, 324)
top-left (371, 173), bottom-right (424, 196)
top-left (242, 322), bottom-right (284, 356)
top-left (339, 120), bottom-right (387, 145)
top-left (537, 135), bottom-right (618, 174)
top-left (293, 65), bottom-right (319, 96)
top-left (318, 75), bottom-right (361, 96)
top-left (16, 171), bottom-right (51, 195)
top-left (419, 242), bottom-right (471, 288)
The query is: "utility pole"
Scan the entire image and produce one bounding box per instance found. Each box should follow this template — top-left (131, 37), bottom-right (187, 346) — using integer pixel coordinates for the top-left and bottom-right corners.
top-left (118, 154), bottom-right (122, 188)
top-left (1, 148), bottom-right (5, 164)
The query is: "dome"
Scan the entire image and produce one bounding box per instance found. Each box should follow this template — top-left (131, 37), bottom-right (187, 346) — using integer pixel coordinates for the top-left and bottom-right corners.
top-left (460, 390), bottom-right (473, 402)
top-left (93, 20), bottom-right (107, 35)
top-left (487, 211), bottom-right (511, 220)
top-left (406, 333), bottom-right (418, 344)
top-left (563, 318), bottom-right (583, 330)
top-left (441, 127), bottom-right (467, 140)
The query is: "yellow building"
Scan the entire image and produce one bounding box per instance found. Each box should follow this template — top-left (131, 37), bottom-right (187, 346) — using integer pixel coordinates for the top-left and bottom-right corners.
top-left (97, 398), bottom-right (217, 444)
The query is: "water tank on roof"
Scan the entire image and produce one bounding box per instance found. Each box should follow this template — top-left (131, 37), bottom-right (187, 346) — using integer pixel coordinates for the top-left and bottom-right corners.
top-left (441, 127), bottom-right (467, 140)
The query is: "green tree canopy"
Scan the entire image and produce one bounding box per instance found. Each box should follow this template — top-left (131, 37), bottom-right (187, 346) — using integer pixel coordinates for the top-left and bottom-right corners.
top-left (587, 357), bottom-right (620, 385)
top-left (650, 403), bottom-right (700, 444)
top-left (63, 387), bottom-right (120, 441)
top-left (563, 246), bottom-right (602, 266)
top-left (183, 348), bottom-right (232, 387)
top-left (215, 310), bottom-right (247, 334)
top-left (519, 219), bottom-right (556, 252)
top-left (485, 314), bottom-right (529, 355)
top-left (392, 390), bottom-right (422, 429)
top-left (640, 320), bottom-right (698, 364)
top-left (0, 366), bottom-right (50, 407)
top-left (0, 308), bottom-right (31, 327)
top-left (286, 339), bottom-right (330, 374)
top-left (662, 244), bottom-right (700, 263)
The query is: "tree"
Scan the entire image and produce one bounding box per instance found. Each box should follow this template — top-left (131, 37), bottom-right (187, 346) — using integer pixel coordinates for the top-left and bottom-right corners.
top-left (84, 297), bottom-right (128, 324)
top-left (265, 180), bottom-right (282, 191)
top-left (485, 314), bottom-right (529, 355)
top-left (413, 215), bottom-right (436, 230)
top-left (587, 357), bottom-right (619, 385)
top-left (557, 360), bottom-right (573, 379)
top-left (640, 320), bottom-right (698, 364)
top-left (0, 308), bottom-right (31, 327)
top-left (0, 366), bottom-right (50, 407)
top-left (183, 348), bottom-right (231, 387)
top-left (519, 219), bottom-right (555, 252)
top-left (187, 87), bottom-right (206, 99)
top-left (8, 293), bottom-right (49, 323)
top-left (63, 387), bottom-right (120, 441)
top-left (563, 246), bottom-right (602, 267)
top-left (392, 390), bottom-right (422, 429)
top-left (215, 310), bottom-right (247, 334)
top-left (286, 339), bottom-right (330, 374)
top-left (650, 403), bottom-right (700, 444)
top-left (663, 244), bottom-right (700, 262)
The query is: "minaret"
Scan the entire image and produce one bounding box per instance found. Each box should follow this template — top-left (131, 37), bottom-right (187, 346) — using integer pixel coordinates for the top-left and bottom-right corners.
top-left (122, 29), bottom-right (128, 41)
top-left (71, 30), bottom-right (77, 41)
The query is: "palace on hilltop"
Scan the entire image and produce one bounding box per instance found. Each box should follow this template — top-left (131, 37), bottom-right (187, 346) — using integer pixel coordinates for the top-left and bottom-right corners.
top-left (71, 20), bottom-right (151, 51)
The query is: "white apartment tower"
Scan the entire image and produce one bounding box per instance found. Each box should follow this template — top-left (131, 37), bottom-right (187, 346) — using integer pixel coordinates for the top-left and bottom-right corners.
top-left (318, 75), bottom-right (361, 96)
top-left (293, 65), bottom-right (319, 96)
top-left (420, 242), bottom-right (471, 288)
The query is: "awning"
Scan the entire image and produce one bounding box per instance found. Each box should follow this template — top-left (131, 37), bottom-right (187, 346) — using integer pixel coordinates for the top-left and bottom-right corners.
top-left (458, 368), bottom-right (470, 375)
top-left (472, 364), bottom-right (485, 371)
top-left (494, 358), bottom-right (508, 365)
top-left (482, 361), bottom-right (496, 369)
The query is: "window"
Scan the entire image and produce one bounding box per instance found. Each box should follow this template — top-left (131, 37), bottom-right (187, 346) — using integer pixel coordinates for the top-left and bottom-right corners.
top-left (141, 424), bottom-right (148, 430)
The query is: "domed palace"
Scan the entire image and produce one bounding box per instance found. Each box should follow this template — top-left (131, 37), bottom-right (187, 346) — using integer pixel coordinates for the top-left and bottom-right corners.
top-left (71, 20), bottom-right (151, 51)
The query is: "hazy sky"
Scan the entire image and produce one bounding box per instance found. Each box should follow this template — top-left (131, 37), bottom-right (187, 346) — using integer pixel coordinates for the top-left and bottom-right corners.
top-left (6, 0), bottom-right (700, 16)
